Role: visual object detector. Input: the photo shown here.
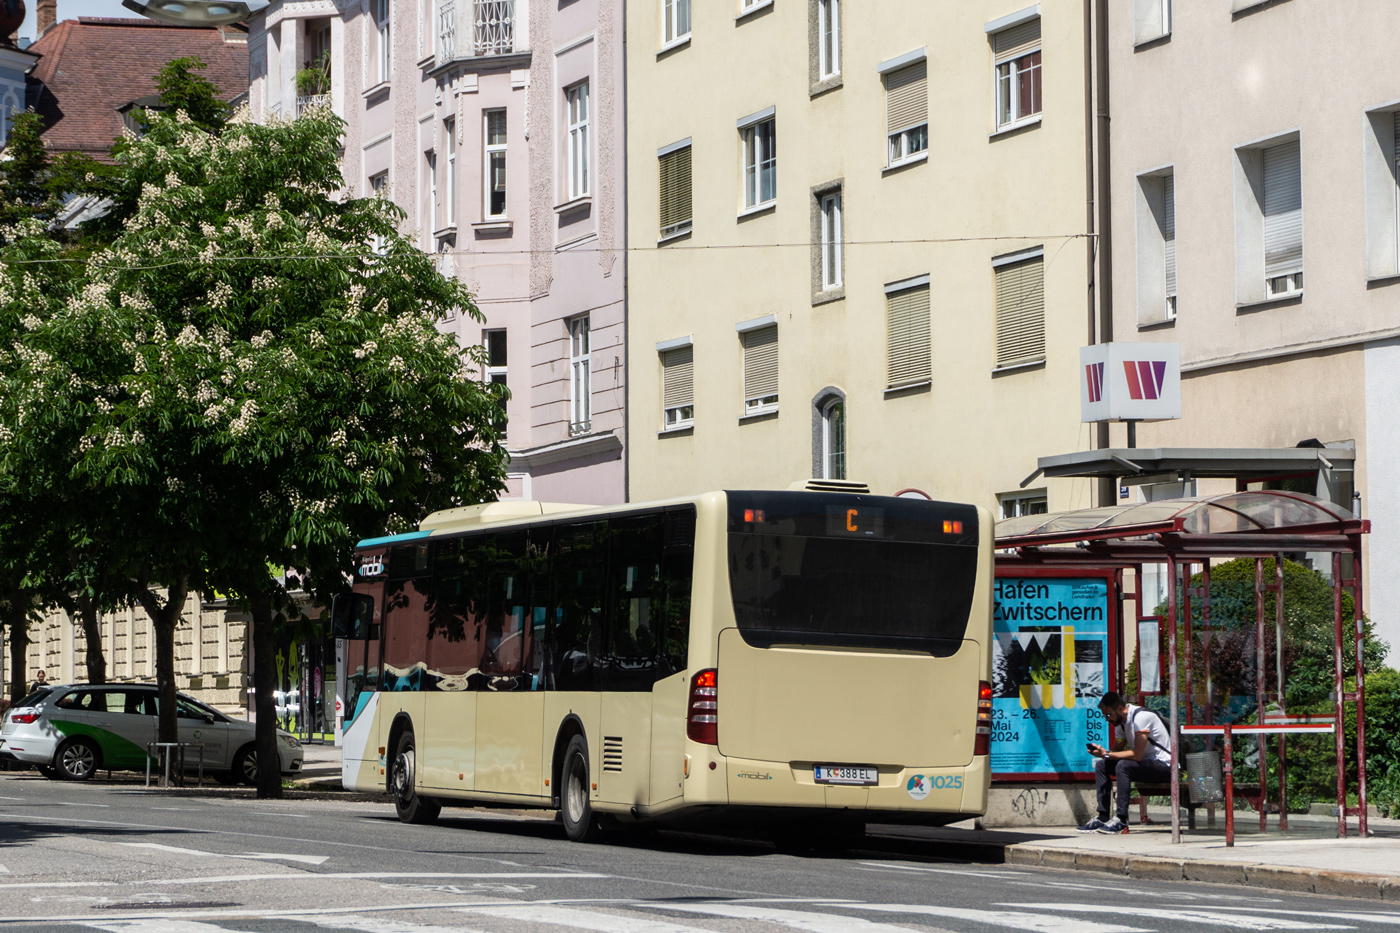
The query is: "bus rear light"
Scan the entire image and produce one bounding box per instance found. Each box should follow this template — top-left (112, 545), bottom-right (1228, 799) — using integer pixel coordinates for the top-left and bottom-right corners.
top-left (687, 669), bottom-right (718, 745)
top-left (9, 713), bottom-right (37, 724)
top-left (974, 680), bottom-right (992, 756)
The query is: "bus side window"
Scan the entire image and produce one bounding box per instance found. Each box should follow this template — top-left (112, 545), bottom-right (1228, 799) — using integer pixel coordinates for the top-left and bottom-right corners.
top-left (548, 521), bottom-right (607, 691)
top-left (427, 536), bottom-right (487, 692)
top-left (659, 508), bottom-right (695, 676)
top-left (481, 531), bottom-right (528, 689)
top-left (603, 514), bottom-right (663, 691)
top-left (382, 545), bottom-right (432, 692)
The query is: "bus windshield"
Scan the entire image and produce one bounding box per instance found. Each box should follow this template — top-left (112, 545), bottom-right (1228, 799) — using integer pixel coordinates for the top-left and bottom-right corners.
top-left (726, 491), bottom-right (979, 655)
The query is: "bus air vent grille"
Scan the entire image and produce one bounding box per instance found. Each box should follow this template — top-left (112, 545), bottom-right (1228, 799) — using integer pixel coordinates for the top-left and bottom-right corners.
top-left (602, 736), bottom-right (623, 772)
top-left (793, 478), bottom-right (871, 495)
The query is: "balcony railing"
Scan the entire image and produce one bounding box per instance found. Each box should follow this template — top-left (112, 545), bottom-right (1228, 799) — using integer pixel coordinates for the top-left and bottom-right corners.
top-left (473, 0), bottom-right (514, 55)
top-left (296, 94), bottom-right (331, 116)
top-left (439, 0), bottom-right (516, 60)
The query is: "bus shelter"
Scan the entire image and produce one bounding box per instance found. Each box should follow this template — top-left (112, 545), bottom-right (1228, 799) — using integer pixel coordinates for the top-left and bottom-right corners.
top-left (994, 491), bottom-right (1369, 843)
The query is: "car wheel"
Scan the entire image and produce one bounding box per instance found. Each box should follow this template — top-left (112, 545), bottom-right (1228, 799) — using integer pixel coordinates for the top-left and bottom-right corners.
top-left (561, 734), bottom-right (601, 843)
top-left (56, 738), bottom-right (100, 781)
top-left (37, 765), bottom-right (59, 780)
top-left (390, 732), bottom-right (440, 825)
top-left (231, 744), bottom-right (258, 786)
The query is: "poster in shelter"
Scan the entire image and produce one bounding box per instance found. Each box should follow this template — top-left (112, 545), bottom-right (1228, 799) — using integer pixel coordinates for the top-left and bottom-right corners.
top-left (991, 576), bottom-right (1111, 777)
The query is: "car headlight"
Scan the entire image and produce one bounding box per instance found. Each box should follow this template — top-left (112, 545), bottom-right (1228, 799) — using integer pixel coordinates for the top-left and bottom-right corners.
top-left (278, 734), bottom-right (301, 749)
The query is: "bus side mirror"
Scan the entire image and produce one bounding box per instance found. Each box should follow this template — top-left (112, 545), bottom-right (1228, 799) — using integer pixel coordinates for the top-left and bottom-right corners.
top-left (330, 593), bottom-right (351, 639)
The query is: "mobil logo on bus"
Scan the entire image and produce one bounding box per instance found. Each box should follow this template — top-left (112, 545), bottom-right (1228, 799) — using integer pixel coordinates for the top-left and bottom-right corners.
top-left (1079, 342), bottom-right (1181, 424)
top-left (358, 553), bottom-right (386, 578)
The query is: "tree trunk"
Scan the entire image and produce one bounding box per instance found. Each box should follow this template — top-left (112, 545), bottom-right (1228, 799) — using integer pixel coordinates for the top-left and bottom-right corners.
top-left (5, 606), bottom-right (28, 703)
top-left (77, 595), bottom-right (106, 685)
top-left (137, 573), bottom-right (189, 747)
top-left (248, 580), bottom-right (283, 800)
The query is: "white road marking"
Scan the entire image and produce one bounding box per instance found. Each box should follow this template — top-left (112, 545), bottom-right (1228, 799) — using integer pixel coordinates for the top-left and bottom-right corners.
top-left (298, 916), bottom-right (492, 933)
top-left (59, 802), bottom-right (111, 808)
top-left (0, 881), bottom-right (118, 889)
top-left (252, 812), bottom-right (309, 818)
top-left (643, 902), bottom-right (925, 933)
top-left (0, 863), bottom-right (8, 873)
top-left (464, 904), bottom-right (725, 933)
top-left (78, 921), bottom-right (232, 933)
top-left (239, 853), bottom-right (330, 865)
top-left (0, 795), bottom-right (25, 800)
top-left (1176, 907), bottom-right (1400, 926)
top-left (147, 871), bottom-right (608, 886)
top-left (151, 807), bottom-right (199, 812)
top-left (850, 903), bottom-right (1151, 933)
top-left (1006, 904), bottom-right (1356, 930)
top-left (119, 844), bottom-right (219, 858)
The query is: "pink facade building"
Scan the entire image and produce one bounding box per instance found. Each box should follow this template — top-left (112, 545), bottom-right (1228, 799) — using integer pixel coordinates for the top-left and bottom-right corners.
top-left (247, 0), bottom-right (626, 505)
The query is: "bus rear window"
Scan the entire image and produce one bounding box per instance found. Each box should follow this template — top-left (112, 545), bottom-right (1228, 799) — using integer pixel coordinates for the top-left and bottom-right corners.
top-left (726, 491), bottom-right (979, 655)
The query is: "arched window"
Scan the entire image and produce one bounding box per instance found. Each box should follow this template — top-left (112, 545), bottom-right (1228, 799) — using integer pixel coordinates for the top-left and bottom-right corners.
top-left (805, 388), bottom-right (847, 481)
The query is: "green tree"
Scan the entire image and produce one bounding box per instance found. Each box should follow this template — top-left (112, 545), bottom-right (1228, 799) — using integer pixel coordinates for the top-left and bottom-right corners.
top-left (0, 105), bottom-right (506, 794)
top-left (151, 57), bottom-right (229, 135)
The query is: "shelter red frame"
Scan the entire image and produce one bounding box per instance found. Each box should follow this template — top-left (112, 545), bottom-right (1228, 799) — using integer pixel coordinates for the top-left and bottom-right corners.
top-left (995, 491), bottom-right (1370, 843)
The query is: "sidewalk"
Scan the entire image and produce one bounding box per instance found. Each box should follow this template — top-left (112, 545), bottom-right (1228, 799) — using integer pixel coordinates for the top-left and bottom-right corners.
top-left (285, 744), bottom-right (1400, 898)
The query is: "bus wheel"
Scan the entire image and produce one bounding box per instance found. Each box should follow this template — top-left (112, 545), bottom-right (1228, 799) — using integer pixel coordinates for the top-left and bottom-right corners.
top-left (561, 734), bottom-right (601, 843)
top-left (391, 732), bottom-right (440, 825)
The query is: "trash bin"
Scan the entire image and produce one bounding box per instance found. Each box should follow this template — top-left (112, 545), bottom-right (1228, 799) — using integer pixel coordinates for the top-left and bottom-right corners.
top-left (1185, 750), bottom-right (1225, 804)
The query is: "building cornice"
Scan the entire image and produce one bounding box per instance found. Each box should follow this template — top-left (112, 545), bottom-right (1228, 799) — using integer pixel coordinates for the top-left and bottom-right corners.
top-left (507, 430), bottom-right (622, 472)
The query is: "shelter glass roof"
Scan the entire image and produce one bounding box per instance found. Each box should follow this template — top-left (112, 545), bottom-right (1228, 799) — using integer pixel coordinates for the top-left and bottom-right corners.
top-left (995, 492), bottom-right (1353, 542)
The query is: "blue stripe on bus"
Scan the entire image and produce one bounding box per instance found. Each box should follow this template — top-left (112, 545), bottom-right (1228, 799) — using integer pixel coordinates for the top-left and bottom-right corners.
top-left (355, 530), bottom-right (434, 549)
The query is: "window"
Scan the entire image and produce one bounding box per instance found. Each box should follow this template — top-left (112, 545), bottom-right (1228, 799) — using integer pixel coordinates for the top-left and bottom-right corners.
top-left (740, 323), bottom-right (778, 415)
top-left (993, 249), bottom-right (1046, 369)
top-left (485, 329), bottom-right (507, 432)
top-left (438, 0), bottom-right (456, 59)
top-left (660, 344), bottom-right (694, 428)
top-left (820, 189), bottom-right (842, 289)
top-left (818, 0), bottom-right (840, 79)
top-left (999, 490), bottom-right (1048, 519)
top-left (992, 16), bottom-right (1041, 131)
top-left (740, 113), bottom-right (776, 210)
top-left (474, 0), bottom-right (514, 55)
top-left (663, 0), bottom-right (690, 46)
top-left (884, 58), bottom-right (928, 166)
top-left (1262, 139), bottom-right (1303, 298)
top-left (376, 0), bottom-right (391, 84)
top-left (485, 109), bottom-right (507, 219)
top-left (444, 118), bottom-right (456, 227)
top-left (1133, 0), bottom-right (1171, 44)
top-left (1363, 108), bottom-right (1400, 281)
top-left (658, 140), bottom-right (693, 239)
top-left (567, 82), bottom-right (590, 200)
top-left (821, 397), bottom-right (845, 480)
top-left (1134, 169), bottom-right (1176, 325)
top-left (424, 150), bottom-right (437, 239)
top-left (885, 277), bottom-right (931, 390)
top-left (569, 316), bottom-right (591, 435)
top-left (369, 171), bottom-right (389, 253)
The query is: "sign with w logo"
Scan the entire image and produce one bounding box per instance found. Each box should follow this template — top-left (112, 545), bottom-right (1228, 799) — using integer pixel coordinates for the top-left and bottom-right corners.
top-left (1079, 343), bottom-right (1180, 423)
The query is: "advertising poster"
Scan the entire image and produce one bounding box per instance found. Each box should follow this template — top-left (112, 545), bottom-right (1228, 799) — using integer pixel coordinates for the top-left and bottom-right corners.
top-left (991, 575), bottom-right (1112, 779)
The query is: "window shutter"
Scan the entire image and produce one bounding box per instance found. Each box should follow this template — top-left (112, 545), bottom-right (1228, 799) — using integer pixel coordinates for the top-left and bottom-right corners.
top-left (662, 345), bottom-right (694, 410)
top-left (995, 257), bottom-right (1045, 369)
top-left (1163, 174), bottom-right (1176, 298)
top-left (994, 18), bottom-right (1040, 60)
top-left (886, 284), bottom-right (931, 389)
top-left (885, 61), bottom-right (928, 135)
top-left (659, 145), bottom-right (692, 237)
top-left (742, 326), bottom-right (778, 403)
top-left (1262, 139), bottom-right (1302, 278)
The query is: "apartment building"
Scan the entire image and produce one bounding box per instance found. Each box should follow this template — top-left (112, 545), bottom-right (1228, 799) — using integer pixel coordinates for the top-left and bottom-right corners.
top-left (247, 0), bottom-right (626, 505)
top-left (1107, 0), bottom-right (1400, 655)
top-left (626, 0), bottom-right (1096, 516)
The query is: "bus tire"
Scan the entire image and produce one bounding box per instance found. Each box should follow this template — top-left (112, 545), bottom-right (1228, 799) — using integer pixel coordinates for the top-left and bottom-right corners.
top-left (561, 734), bottom-right (601, 843)
top-left (391, 731), bottom-right (440, 825)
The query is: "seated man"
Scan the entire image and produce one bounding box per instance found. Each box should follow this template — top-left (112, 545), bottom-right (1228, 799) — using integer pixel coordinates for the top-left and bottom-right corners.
top-left (1079, 691), bottom-right (1172, 835)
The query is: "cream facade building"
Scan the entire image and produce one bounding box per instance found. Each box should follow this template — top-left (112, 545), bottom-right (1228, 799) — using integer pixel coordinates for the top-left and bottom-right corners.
top-left (625, 0), bottom-right (1098, 516)
top-left (1107, 0), bottom-right (1400, 655)
top-left (246, 0), bottom-right (627, 505)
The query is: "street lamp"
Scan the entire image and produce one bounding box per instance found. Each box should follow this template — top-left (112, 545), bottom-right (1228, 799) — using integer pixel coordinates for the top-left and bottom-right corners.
top-left (120, 0), bottom-right (259, 26)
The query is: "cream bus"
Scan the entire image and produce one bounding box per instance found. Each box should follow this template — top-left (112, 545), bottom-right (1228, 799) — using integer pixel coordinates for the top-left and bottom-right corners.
top-left (334, 484), bottom-right (993, 843)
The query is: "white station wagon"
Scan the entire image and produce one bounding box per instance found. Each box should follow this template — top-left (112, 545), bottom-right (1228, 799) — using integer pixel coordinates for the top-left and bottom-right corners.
top-left (0, 683), bottom-right (304, 783)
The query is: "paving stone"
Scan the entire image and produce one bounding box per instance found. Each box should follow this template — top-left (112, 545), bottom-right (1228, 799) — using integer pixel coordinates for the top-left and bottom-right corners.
top-left (1311, 869), bottom-right (1386, 900)
top-left (1004, 846), bottom-right (1042, 868)
top-left (1037, 848), bottom-right (1079, 872)
top-left (1075, 852), bottom-right (1128, 875)
top-left (1182, 860), bottom-right (1248, 885)
top-left (1244, 864), bottom-right (1319, 895)
top-left (1125, 856), bottom-right (1186, 882)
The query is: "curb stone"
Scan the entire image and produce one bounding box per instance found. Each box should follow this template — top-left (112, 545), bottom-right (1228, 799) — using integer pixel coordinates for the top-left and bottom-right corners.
top-left (1007, 844), bottom-right (1393, 900)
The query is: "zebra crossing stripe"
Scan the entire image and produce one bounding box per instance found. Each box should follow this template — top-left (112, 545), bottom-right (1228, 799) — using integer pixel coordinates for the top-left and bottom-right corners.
top-left (638, 901), bottom-right (941, 932)
top-left (79, 922), bottom-right (238, 933)
top-left (847, 903), bottom-right (1150, 933)
top-left (461, 904), bottom-right (725, 932)
top-left (296, 914), bottom-right (491, 933)
top-left (1003, 904), bottom-right (1355, 931)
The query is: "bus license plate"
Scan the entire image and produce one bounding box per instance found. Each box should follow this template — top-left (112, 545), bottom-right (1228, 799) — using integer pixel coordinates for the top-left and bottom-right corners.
top-left (814, 765), bottom-right (878, 786)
